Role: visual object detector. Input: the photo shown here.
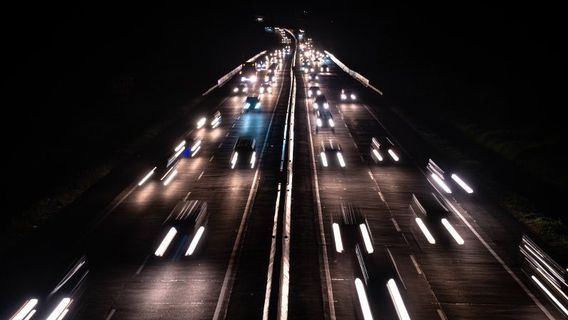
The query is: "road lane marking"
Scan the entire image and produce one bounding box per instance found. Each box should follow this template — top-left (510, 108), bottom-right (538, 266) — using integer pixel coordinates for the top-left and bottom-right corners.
top-left (262, 184), bottom-right (282, 320)
top-left (213, 49), bottom-right (290, 320)
top-left (197, 171), bottom-right (204, 181)
top-left (183, 191), bottom-right (192, 201)
top-left (278, 68), bottom-right (296, 320)
top-left (105, 309), bottom-right (116, 320)
top-left (305, 75), bottom-right (336, 320)
top-left (209, 155), bottom-right (215, 162)
top-left (437, 309), bottom-right (447, 320)
top-left (387, 248), bottom-right (406, 290)
top-left (135, 255), bottom-right (150, 276)
top-left (410, 254), bottom-right (422, 275)
top-left (391, 217), bottom-right (401, 232)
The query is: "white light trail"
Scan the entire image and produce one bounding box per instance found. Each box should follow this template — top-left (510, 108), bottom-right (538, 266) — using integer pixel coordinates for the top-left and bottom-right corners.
top-left (415, 218), bottom-right (436, 244)
top-left (441, 218), bottom-right (464, 245)
top-left (354, 278), bottom-right (374, 320)
top-left (46, 298), bottom-right (71, 320)
top-left (337, 152), bottom-right (346, 168)
top-left (185, 226), bottom-right (205, 256)
top-left (531, 275), bottom-right (568, 316)
top-left (155, 227), bottom-right (177, 256)
top-left (321, 152), bottom-right (328, 167)
top-left (387, 279), bottom-right (411, 320)
top-left (174, 140), bottom-right (186, 152)
top-left (231, 152), bottom-right (239, 169)
top-left (359, 224), bottom-right (374, 254)
top-left (388, 149), bottom-right (400, 162)
top-left (372, 149), bottom-right (383, 162)
top-left (332, 223), bottom-right (344, 253)
top-left (196, 117), bottom-right (206, 129)
top-left (163, 169), bottom-right (178, 186)
top-left (250, 152), bottom-right (257, 168)
top-left (10, 299), bottom-right (38, 320)
top-left (431, 173), bottom-right (452, 193)
top-left (138, 167), bottom-right (156, 186)
top-left (451, 174), bottom-right (474, 194)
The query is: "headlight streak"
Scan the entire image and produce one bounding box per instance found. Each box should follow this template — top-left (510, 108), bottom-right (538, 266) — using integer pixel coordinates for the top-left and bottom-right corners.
top-left (196, 117), bottom-right (206, 129)
top-left (10, 299), bottom-right (38, 320)
top-left (250, 151), bottom-right (257, 168)
top-left (451, 174), bottom-right (474, 194)
top-left (323, 102), bottom-right (329, 109)
top-left (313, 103), bottom-right (319, 109)
top-left (155, 227), bottom-right (177, 257)
top-left (138, 167), bottom-right (156, 186)
top-left (317, 118), bottom-right (322, 127)
top-left (328, 119), bottom-right (335, 127)
top-left (354, 278), bottom-right (374, 320)
top-left (46, 297), bottom-right (72, 320)
top-left (388, 149), bottom-right (399, 162)
top-left (531, 275), bottom-right (568, 316)
top-left (441, 218), bottom-right (464, 245)
top-left (185, 226), bottom-right (205, 256)
top-left (231, 152), bottom-right (239, 169)
top-left (191, 140), bottom-right (202, 157)
top-left (359, 224), bottom-right (374, 254)
top-left (372, 149), bottom-right (383, 162)
top-left (341, 94), bottom-right (347, 100)
top-left (387, 279), bottom-right (411, 320)
top-left (337, 152), bottom-right (346, 167)
top-left (174, 140), bottom-right (186, 152)
top-left (351, 94), bottom-right (357, 100)
top-left (320, 152), bottom-right (328, 167)
top-left (415, 218), bottom-right (436, 244)
top-left (332, 223), bottom-right (344, 253)
top-left (163, 169), bottom-right (178, 186)
top-left (244, 103), bottom-right (250, 110)
top-left (431, 173), bottom-right (452, 193)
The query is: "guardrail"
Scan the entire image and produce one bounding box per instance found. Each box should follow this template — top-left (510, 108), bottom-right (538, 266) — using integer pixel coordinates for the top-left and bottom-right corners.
top-left (202, 50), bottom-right (267, 96)
top-left (520, 235), bottom-right (568, 316)
top-left (324, 50), bottom-right (383, 96)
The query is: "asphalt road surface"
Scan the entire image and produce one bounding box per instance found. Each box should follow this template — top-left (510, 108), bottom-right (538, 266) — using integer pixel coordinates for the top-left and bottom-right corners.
top-left (2, 29), bottom-right (566, 320)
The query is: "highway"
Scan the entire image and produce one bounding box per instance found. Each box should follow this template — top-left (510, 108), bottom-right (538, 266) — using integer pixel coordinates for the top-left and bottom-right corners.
top-left (2, 28), bottom-right (567, 320)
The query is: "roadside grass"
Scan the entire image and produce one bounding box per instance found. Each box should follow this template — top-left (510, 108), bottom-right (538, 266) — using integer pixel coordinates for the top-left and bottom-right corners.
top-left (500, 193), bottom-right (568, 256)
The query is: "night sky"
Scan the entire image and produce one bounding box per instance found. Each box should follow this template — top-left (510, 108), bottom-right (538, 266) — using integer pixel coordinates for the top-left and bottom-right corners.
top-left (2, 4), bottom-right (566, 220)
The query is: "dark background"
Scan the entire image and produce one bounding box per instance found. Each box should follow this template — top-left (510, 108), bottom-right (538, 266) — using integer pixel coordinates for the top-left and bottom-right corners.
top-left (2, 4), bottom-right (566, 227)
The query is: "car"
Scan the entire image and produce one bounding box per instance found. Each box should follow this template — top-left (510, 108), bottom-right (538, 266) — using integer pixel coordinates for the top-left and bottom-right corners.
top-left (340, 89), bottom-right (357, 101)
top-left (231, 137), bottom-right (257, 169)
top-left (315, 110), bottom-right (335, 133)
top-left (182, 138), bottom-right (203, 158)
top-left (308, 73), bottom-right (319, 81)
top-left (268, 63), bottom-right (279, 73)
top-left (410, 193), bottom-right (457, 245)
top-left (259, 83), bottom-right (273, 95)
top-left (264, 73), bottom-right (276, 83)
top-left (370, 136), bottom-right (400, 163)
top-left (320, 64), bottom-right (330, 73)
top-left (313, 94), bottom-right (329, 112)
top-left (319, 139), bottom-right (346, 168)
top-left (154, 200), bottom-right (209, 257)
top-left (233, 83), bottom-right (249, 94)
top-left (331, 202), bottom-right (373, 254)
top-left (243, 96), bottom-right (261, 112)
top-left (308, 86), bottom-right (321, 98)
top-left (210, 110), bottom-right (222, 128)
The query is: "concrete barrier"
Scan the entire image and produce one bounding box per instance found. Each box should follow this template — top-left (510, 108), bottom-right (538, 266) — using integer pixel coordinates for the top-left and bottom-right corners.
top-left (324, 50), bottom-right (383, 96)
top-left (202, 50), bottom-right (267, 96)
